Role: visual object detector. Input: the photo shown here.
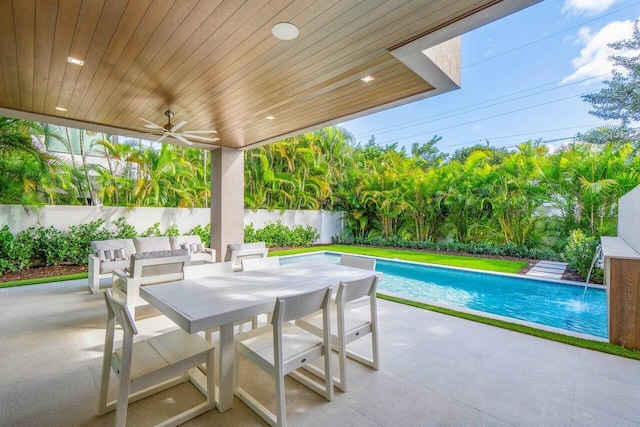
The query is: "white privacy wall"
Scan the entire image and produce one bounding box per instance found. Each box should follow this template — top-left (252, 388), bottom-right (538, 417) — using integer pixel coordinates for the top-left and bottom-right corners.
top-left (618, 184), bottom-right (640, 254)
top-left (0, 206), bottom-right (343, 244)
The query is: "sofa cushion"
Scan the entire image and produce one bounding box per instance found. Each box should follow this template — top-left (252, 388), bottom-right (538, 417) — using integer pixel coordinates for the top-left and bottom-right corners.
top-left (181, 243), bottom-right (206, 253)
top-left (170, 235), bottom-right (202, 250)
top-left (99, 259), bottom-right (130, 275)
top-left (224, 241), bottom-right (266, 262)
top-left (130, 249), bottom-right (189, 278)
top-left (133, 236), bottom-right (172, 253)
top-left (91, 239), bottom-right (136, 259)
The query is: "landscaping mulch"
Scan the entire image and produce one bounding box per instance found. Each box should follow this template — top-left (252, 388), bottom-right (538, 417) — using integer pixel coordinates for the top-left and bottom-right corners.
top-left (0, 265), bottom-right (88, 283)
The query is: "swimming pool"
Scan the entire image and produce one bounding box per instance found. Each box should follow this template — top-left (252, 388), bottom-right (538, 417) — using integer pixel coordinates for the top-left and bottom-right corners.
top-left (280, 252), bottom-right (608, 338)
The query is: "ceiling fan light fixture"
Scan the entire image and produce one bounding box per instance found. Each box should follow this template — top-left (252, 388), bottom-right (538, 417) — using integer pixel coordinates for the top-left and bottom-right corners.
top-left (272, 22), bottom-right (299, 40)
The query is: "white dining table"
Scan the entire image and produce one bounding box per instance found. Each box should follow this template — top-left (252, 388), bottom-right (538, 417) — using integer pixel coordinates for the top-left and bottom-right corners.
top-left (139, 261), bottom-right (378, 412)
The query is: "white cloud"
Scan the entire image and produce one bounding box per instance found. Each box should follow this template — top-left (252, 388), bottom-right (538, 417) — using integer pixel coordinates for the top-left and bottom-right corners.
top-left (562, 20), bottom-right (636, 84)
top-left (485, 49), bottom-right (494, 56)
top-left (562, 0), bottom-right (620, 15)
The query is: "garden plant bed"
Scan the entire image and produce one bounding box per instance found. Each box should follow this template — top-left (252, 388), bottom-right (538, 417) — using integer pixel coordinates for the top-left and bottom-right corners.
top-left (0, 265), bottom-right (88, 283)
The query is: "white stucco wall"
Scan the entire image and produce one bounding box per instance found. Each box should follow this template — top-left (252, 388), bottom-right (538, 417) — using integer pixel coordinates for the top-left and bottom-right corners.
top-left (0, 205), bottom-right (343, 244)
top-left (618, 185), bottom-right (640, 253)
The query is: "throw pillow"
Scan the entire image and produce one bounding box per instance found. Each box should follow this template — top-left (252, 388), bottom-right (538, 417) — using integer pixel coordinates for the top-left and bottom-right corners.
top-left (114, 248), bottom-right (127, 261)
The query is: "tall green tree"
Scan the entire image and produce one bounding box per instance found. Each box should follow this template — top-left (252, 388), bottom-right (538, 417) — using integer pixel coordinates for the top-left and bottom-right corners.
top-left (582, 21), bottom-right (640, 125)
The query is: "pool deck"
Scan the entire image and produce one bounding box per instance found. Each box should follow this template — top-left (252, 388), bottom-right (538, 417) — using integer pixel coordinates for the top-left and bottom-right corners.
top-left (1, 278), bottom-right (639, 426)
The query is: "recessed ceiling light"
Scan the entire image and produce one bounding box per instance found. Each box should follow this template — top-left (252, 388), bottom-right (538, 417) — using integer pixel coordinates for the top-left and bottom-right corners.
top-left (265, 116), bottom-right (275, 120)
top-left (272, 22), bottom-right (299, 40)
top-left (67, 56), bottom-right (84, 66)
top-left (361, 75), bottom-right (375, 83)
top-left (55, 106), bottom-right (67, 111)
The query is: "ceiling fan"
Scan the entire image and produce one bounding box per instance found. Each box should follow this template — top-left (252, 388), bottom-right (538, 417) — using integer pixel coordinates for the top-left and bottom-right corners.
top-left (138, 110), bottom-right (219, 145)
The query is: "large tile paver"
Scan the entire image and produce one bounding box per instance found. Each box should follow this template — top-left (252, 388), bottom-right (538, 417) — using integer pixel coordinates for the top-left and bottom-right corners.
top-left (0, 278), bottom-right (639, 426)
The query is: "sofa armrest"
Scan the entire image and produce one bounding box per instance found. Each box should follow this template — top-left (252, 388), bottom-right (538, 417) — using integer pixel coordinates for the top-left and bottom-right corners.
top-left (88, 254), bottom-right (101, 294)
top-left (113, 268), bottom-right (129, 280)
top-left (205, 248), bottom-right (216, 262)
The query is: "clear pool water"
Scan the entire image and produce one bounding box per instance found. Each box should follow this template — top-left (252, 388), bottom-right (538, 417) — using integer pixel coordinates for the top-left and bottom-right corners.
top-left (281, 252), bottom-right (608, 338)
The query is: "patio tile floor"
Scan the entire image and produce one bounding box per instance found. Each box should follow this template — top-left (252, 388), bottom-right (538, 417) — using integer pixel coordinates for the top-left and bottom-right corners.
top-left (0, 278), bottom-right (639, 426)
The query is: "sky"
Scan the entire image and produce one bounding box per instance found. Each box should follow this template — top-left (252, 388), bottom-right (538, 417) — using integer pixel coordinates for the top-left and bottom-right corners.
top-left (337, 0), bottom-right (640, 155)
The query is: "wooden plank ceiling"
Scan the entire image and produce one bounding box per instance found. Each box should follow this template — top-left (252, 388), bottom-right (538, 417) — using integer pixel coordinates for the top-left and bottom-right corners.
top-left (1, 0), bottom-right (513, 149)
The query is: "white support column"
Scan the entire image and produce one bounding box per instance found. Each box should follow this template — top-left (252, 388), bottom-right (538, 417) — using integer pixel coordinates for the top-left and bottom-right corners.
top-left (210, 148), bottom-right (244, 262)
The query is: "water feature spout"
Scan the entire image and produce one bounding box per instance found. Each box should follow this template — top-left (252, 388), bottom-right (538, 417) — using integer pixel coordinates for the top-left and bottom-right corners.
top-left (582, 244), bottom-right (604, 303)
top-left (586, 244), bottom-right (603, 286)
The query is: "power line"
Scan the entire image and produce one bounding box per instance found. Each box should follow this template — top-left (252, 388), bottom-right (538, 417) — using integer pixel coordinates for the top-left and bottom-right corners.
top-left (350, 2), bottom-right (640, 140)
top-left (439, 123), bottom-right (609, 150)
top-left (373, 91), bottom-right (593, 146)
top-left (352, 74), bottom-right (607, 140)
top-left (463, 1), bottom-right (640, 69)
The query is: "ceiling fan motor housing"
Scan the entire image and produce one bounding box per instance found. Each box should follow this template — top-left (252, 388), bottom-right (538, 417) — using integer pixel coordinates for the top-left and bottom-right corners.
top-left (164, 110), bottom-right (174, 130)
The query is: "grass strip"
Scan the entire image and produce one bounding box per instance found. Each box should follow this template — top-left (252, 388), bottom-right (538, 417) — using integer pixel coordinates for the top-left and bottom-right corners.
top-left (272, 244), bottom-right (527, 274)
top-left (0, 272), bottom-right (88, 289)
top-left (378, 294), bottom-right (640, 360)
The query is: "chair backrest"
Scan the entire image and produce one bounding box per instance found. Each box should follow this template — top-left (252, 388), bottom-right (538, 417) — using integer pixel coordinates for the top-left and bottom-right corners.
top-left (272, 287), bottom-right (332, 324)
top-left (241, 256), bottom-right (280, 271)
top-left (224, 241), bottom-right (266, 262)
top-left (104, 289), bottom-right (138, 336)
top-left (340, 254), bottom-right (376, 271)
top-left (336, 275), bottom-right (378, 304)
top-left (129, 250), bottom-right (191, 278)
top-left (183, 262), bottom-right (234, 279)
top-left (230, 247), bottom-right (269, 270)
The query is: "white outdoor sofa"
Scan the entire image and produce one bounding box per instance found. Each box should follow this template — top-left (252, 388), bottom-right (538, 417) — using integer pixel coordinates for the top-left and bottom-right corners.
top-left (88, 235), bottom-right (215, 293)
top-left (112, 249), bottom-right (191, 316)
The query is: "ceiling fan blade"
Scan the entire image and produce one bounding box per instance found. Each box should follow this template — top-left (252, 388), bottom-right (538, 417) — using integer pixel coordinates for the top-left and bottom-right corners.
top-left (170, 120), bottom-right (187, 132)
top-left (138, 117), bottom-right (163, 129)
top-left (156, 134), bottom-right (168, 143)
top-left (172, 133), bottom-right (193, 145)
top-left (182, 130), bottom-right (218, 134)
top-left (183, 134), bottom-right (220, 142)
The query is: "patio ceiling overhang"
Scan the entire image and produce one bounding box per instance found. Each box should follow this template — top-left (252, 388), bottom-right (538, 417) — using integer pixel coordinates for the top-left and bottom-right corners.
top-left (0, 0), bottom-right (540, 150)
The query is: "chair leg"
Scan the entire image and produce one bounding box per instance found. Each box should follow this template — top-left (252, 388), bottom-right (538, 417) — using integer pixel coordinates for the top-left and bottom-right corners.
top-left (97, 357), bottom-right (112, 415)
top-left (114, 376), bottom-right (131, 427)
top-left (206, 349), bottom-right (216, 410)
top-left (337, 337), bottom-right (348, 392)
top-left (275, 369), bottom-right (286, 427)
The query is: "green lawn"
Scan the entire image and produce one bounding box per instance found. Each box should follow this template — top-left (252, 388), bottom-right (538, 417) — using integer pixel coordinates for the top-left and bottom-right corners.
top-left (272, 244), bottom-right (527, 274)
top-left (0, 272), bottom-right (88, 289)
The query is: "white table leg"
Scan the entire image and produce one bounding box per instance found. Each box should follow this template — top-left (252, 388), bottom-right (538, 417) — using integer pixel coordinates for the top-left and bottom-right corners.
top-left (217, 322), bottom-right (235, 412)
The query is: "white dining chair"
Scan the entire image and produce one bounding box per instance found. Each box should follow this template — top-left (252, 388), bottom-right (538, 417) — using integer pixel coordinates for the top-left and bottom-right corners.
top-left (234, 287), bottom-right (334, 427)
top-left (340, 254), bottom-right (376, 271)
top-left (98, 289), bottom-right (215, 427)
top-left (183, 262), bottom-right (257, 335)
top-left (241, 256), bottom-right (280, 271)
top-left (296, 275), bottom-right (379, 392)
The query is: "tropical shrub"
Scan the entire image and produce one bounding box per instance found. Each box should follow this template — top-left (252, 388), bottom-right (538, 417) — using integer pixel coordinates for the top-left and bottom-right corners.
top-left (333, 235), bottom-right (561, 261)
top-left (244, 221), bottom-right (319, 247)
top-left (562, 230), bottom-right (603, 282)
top-left (0, 225), bottom-right (34, 273)
top-left (187, 224), bottom-right (211, 248)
